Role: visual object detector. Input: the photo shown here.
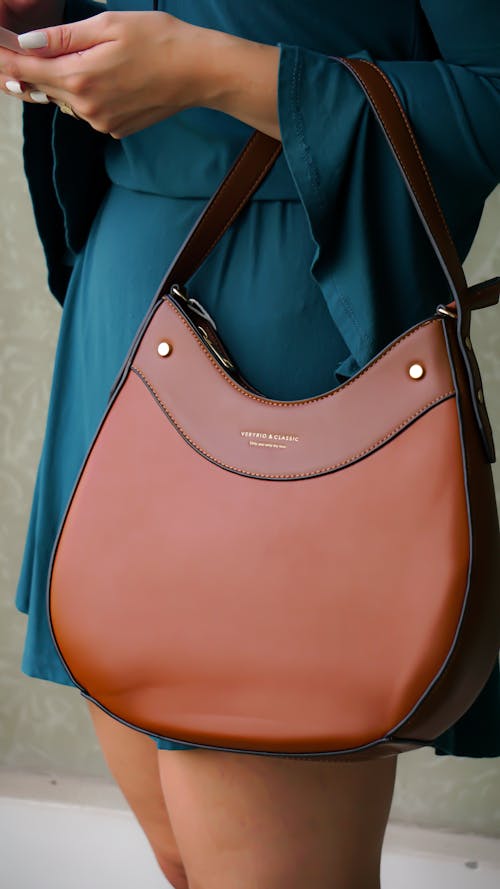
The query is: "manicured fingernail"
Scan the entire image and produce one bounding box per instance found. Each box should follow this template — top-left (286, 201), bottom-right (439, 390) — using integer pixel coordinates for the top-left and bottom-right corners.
top-left (5, 80), bottom-right (23, 94)
top-left (18, 31), bottom-right (48, 49)
top-left (30, 91), bottom-right (49, 103)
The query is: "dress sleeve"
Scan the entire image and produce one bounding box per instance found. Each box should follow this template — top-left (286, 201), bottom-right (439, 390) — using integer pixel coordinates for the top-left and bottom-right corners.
top-left (22, 0), bottom-right (109, 307)
top-left (277, 0), bottom-right (500, 382)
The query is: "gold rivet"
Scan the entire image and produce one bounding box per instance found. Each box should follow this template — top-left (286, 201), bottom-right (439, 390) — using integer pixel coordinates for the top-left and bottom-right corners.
top-left (465, 337), bottom-right (472, 350)
top-left (408, 363), bottom-right (425, 380)
top-left (477, 389), bottom-right (484, 403)
top-left (157, 341), bottom-right (172, 357)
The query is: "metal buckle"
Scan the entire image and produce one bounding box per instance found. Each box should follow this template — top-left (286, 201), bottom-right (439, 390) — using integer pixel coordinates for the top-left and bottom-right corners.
top-left (436, 304), bottom-right (458, 319)
top-left (187, 298), bottom-right (218, 329)
top-left (169, 284), bottom-right (218, 329)
top-left (198, 325), bottom-right (234, 370)
top-left (168, 283), bottom-right (188, 303)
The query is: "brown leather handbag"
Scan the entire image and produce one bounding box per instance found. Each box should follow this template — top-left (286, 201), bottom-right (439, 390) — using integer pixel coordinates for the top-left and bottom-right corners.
top-left (47, 58), bottom-right (500, 761)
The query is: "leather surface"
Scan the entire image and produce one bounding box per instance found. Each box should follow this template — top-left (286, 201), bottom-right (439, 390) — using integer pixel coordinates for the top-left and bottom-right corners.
top-left (46, 59), bottom-right (500, 759)
top-left (394, 315), bottom-right (500, 741)
top-left (48, 309), bottom-right (499, 756)
top-left (130, 300), bottom-right (454, 478)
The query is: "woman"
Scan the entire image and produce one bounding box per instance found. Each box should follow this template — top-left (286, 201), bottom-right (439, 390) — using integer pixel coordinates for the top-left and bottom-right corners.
top-left (2, 1), bottom-right (499, 887)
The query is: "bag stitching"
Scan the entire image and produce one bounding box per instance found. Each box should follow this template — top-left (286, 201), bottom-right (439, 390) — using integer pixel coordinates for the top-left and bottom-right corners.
top-left (162, 298), bottom-right (444, 405)
top-left (130, 365), bottom-right (454, 480)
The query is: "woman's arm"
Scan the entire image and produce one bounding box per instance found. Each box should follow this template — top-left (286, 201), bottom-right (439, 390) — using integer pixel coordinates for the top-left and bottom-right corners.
top-left (195, 28), bottom-right (281, 140)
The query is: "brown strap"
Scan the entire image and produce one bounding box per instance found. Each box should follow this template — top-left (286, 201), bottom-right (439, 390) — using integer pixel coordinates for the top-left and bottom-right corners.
top-left (334, 57), bottom-right (469, 304)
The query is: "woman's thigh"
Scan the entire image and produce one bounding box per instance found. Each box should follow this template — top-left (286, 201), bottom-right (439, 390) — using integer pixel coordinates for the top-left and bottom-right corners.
top-left (86, 702), bottom-right (188, 888)
top-left (157, 749), bottom-right (398, 889)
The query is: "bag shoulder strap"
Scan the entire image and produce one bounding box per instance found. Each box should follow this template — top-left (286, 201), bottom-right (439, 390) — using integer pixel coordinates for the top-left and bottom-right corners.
top-left (151, 56), bottom-right (498, 461)
top-left (154, 57), bottom-right (498, 313)
top-left (336, 58), bottom-right (463, 302)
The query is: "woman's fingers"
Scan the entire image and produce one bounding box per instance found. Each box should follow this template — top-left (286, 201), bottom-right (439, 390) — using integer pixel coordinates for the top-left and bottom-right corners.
top-left (3, 76), bottom-right (59, 105)
top-left (0, 13), bottom-right (112, 87)
top-left (0, 11), bottom-right (134, 128)
top-left (0, 45), bottom-right (75, 87)
top-left (1, 10), bottom-right (205, 137)
top-left (2, 70), bottom-right (91, 120)
top-left (3, 84), bottom-right (50, 102)
top-left (0, 40), bottom-right (84, 109)
top-left (29, 90), bottom-right (50, 103)
top-left (17, 11), bottom-right (113, 57)
top-left (5, 79), bottom-right (24, 94)
top-left (2, 77), bottom-right (39, 102)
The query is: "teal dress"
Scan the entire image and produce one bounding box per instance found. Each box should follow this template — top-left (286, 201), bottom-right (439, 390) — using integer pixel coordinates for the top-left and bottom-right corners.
top-left (16, 0), bottom-right (500, 755)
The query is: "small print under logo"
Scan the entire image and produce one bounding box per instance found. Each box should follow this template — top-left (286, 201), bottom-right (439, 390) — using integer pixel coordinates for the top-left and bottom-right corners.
top-left (240, 431), bottom-right (300, 450)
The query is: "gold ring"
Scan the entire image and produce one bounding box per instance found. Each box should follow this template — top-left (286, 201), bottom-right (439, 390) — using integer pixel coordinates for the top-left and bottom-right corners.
top-left (57, 101), bottom-right (79, 119)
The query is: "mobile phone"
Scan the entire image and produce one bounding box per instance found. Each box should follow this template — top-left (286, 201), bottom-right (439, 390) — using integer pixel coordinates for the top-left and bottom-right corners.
top-left (0, 26), bottom-right (23, 52)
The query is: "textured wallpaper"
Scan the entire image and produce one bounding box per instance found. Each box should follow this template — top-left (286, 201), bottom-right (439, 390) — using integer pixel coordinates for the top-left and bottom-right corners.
top-left (1, 94), bottom-right (499, 837)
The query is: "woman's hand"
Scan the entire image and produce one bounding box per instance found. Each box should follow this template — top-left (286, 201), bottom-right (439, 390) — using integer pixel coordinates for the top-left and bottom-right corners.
top-left (0, 0), bottom-right (64, 31)
top-left (0, 10), bottom-right (281, 140)
top-left (0, 11), bottom-right (210, 135)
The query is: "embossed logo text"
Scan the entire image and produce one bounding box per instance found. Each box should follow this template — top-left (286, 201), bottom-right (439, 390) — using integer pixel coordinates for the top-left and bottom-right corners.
top-left (240, 431), bottom-right (300, 450)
